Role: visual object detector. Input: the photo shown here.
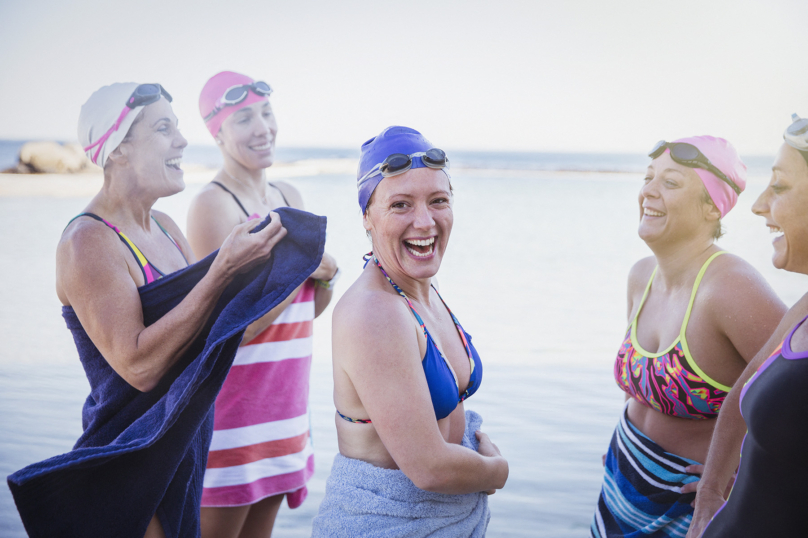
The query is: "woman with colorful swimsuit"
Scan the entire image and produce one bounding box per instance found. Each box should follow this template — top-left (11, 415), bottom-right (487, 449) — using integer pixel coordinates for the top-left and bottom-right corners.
top-left (311, 126), bottom-right (508, 536)
top-left (687, 116), bottom-right (808, 537)
top-left (54, 83), bottom-right (286, 538)
top-left (187, 71), bottom-right (338, 538)
top-left (590, 136), bottom-right (786, 538)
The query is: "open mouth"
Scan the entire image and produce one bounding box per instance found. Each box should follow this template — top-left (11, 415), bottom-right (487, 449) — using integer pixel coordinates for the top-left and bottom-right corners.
top-left (643, 208), bottom-right (665, 217)
top-left (250, 141), bottom-right (273, 152)
top-left (165, 157), bottom-right (182, 171)
top-left (404, 237), bottom-right (435, 258)
top-left (768, 224), bottom-right (784, 241)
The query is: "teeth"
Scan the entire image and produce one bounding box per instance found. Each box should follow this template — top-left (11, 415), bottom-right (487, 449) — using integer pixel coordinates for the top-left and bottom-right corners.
top-left (404, 237), bottom-right (435, 247)
top-left (644, 208), bottom-right (664, 217)
top-left (165, 157), bottom-right (182, 167)
top-left (768, 226), bottom-right (782, 234)
top-left (251, 142), bottom-right (272, 150)
top-left (406, 245), bottom-right (434, 258)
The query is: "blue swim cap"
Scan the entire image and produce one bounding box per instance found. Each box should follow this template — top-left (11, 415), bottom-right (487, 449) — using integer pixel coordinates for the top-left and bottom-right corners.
top-left (357, 126), bottom-right (434, 213)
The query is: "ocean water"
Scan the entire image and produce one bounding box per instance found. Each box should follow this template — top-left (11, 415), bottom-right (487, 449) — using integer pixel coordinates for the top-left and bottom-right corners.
top-left (1, 162), bottom-right (804, 537)
top-left (0, 139), bottom-right (777, 177)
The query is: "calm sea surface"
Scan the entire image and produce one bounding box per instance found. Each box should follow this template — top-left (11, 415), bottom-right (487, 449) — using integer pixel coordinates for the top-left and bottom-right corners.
top-left (1, 163), bottom-right (804, 537)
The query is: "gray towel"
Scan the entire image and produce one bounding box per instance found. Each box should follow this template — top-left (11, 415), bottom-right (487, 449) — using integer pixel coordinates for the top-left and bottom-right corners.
top-left (312, 410), bottom-right (490, 537)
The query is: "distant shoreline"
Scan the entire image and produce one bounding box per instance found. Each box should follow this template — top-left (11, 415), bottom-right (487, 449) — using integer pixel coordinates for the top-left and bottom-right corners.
top-left (0, 159), bottom-right (652, 198)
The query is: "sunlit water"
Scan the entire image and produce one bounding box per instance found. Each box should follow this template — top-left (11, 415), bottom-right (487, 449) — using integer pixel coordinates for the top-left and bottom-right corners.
top-left (1, 168), bottom-right (804, 537)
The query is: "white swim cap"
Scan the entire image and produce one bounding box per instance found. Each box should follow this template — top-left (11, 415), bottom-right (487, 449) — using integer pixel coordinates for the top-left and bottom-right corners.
top-left (78, 82), bottom-right (144, 169)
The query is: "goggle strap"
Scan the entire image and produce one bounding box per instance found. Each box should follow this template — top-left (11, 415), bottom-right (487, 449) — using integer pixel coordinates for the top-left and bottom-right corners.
top-left (83, 106), bottom-right (132, 165)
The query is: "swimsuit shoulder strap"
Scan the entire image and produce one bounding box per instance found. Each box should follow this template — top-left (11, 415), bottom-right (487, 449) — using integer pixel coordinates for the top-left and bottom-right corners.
top-left (678, 250), bottom-right (732, 392)
top-left (212, 180), bottom-right (250, 218)
top-left (68, 212), bottom-right (156, 284)
top-left (371, 256), bottom-right (427, 338)
top-left (680, 251), bottom-right (727, 335)
top-left (430, 286), bottom-right (474, 363)
top-left (630, 265), bottom-right (658, 331)
top-left (267, 181), bottom-right (291, 206)
top-left (150, 215), bottom-right (188, 265)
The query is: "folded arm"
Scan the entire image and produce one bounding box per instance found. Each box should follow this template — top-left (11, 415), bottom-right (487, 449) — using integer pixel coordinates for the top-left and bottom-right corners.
top-left (335, 293), bottom-right (508, 495)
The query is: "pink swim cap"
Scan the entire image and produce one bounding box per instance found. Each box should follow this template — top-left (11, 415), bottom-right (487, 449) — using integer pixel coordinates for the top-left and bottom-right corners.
top-left (199, 71), bottom-right (269, 137)
top-left (669, 135), bottom-right (747, 217)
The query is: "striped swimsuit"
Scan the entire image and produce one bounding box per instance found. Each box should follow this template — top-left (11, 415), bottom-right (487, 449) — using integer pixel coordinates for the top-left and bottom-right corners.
top-left (201, 182), bottom-right (316, 508)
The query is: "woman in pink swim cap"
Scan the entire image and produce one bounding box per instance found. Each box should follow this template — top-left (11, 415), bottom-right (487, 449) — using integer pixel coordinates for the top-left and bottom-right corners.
top-left (187, 71), bottom-right (339, 538)
top-left (589, 136), bottom-right (786, 538)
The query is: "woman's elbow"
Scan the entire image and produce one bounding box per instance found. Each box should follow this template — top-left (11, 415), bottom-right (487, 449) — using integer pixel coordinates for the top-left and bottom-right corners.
top-left (118, 358), bottom-right (161, 392)
top-left (408, 468), bottom-right (449, 492)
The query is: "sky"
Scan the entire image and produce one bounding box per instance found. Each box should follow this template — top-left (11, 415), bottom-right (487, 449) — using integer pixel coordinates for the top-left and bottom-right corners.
top-left (0, 0), bottom-right (805, 155)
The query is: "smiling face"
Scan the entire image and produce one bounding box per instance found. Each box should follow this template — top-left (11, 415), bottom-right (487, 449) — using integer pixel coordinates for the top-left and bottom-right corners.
top-left (638, 151), bottom-right (720, 247)
top-left (751, 143), bottom-right (808, 273)
top-left (217, 100), bottom-right (277, 170)
top-left (113, 97), bottom-right (187, 197)
top-left (363, 167), bottom-right (453, 281)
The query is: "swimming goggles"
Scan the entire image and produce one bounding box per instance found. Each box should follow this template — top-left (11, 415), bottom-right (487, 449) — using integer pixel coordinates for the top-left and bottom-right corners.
top-left (648, 141), bottom-right (742, 195)
top-left (83, 84), bottom-right (172, 165)
top-left (358, 148), bottom-right (449, 186)
top-left (784, 113), bottom-right (808, 152)
top-left (203, 81), bottom-right (272, 122)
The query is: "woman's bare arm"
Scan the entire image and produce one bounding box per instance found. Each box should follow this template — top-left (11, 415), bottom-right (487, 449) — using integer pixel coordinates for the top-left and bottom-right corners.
top-left (334, 291), bottom-right (508, 494)
top-left (58, 214), bottom-right (286, 392)
top-left (686, 292), bottom-right (808, 538)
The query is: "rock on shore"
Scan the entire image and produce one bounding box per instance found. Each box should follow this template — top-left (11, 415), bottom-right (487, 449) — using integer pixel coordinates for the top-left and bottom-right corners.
top-left (5, 141), bottom-right (96, 174)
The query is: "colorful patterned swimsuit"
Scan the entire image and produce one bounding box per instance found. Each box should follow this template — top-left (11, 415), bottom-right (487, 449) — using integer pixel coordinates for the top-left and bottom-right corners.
top-left (67, 212), bottom-right (187, 284)
top-left (337, 255), bottom-right (483, 423)
top-left (614, 251), bottom-right (731, 420)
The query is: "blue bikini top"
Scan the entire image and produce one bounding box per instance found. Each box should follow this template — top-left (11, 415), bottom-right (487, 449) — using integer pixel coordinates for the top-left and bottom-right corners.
top-left (337, 255), bottom-right (483, 423)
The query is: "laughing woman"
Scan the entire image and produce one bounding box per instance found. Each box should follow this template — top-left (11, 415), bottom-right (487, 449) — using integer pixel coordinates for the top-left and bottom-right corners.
top-left (687, 116), bottom-right (808, 537)
top-left (590, 136), bottom-right (786, 538)
top-left (5, 83), bottom-right (330, 538)
top-left (311, 127), bottom-right (508, 538)
top-left (187, 71), bottom-right (338, 538)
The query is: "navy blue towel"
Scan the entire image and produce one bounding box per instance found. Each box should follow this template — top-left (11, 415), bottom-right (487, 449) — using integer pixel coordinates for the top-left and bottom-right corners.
top-left (7, 207), bottom-right (326, 538)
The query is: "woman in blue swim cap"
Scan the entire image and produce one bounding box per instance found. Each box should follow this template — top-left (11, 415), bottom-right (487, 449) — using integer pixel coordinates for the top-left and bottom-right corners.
top-left (312, 127), bottom-right (508, 536)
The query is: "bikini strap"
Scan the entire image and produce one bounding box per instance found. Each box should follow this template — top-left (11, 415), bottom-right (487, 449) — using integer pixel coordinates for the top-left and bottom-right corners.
top-left (67, 212), bottom-right (156, 284)
top-left (680, 251), bottom-right (727, 335)
top-left (371, 256), bottom-right (427, 338)
top-left (267, 181), bottom-right (290, 206)
top-left (212, 180), bottom-right (250, 217)
top-left (430, 287), bottom-right (474, 372)
top-left (631, 265), bottom-right (658, 328)
top-left (150, 215), bottom-right (188, 264)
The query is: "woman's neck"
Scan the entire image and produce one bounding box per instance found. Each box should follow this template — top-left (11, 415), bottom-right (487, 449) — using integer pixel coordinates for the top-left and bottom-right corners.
top-left (372, 252), bottom-right (433, 305)
top-left (650, 237), bottom-right (718, 290)
top-left (90, 176), bottom-right (156, 230)
top-left (221, 156), bottom-right (266, 194)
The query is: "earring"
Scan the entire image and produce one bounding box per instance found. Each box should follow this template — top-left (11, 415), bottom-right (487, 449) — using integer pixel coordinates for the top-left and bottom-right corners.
top-left (216, 140), bottom-right (223, 145)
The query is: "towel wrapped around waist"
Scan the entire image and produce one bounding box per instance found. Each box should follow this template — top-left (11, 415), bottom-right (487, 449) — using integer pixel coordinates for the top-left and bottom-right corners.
top-left (312, 409), bottom-right (490, 538)
top-left (7, 208), bottom-right (326, 538)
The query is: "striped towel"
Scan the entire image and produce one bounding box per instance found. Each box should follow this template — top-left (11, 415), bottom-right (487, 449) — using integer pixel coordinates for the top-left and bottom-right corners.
top-left (591, 406), bottom-right (701, 538)
top-left (201, 280), bottom-right (316, 508)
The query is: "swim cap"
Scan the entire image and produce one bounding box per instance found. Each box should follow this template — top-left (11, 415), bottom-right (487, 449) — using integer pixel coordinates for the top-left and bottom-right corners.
top-left (199, 71), bottom-right (269, 137)
top-left (669, 135), bottom-right (747, 217)
top-left (78, 82), bottom-right (144, 169)
top-left (357, 126), bottom-right (444, 213)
